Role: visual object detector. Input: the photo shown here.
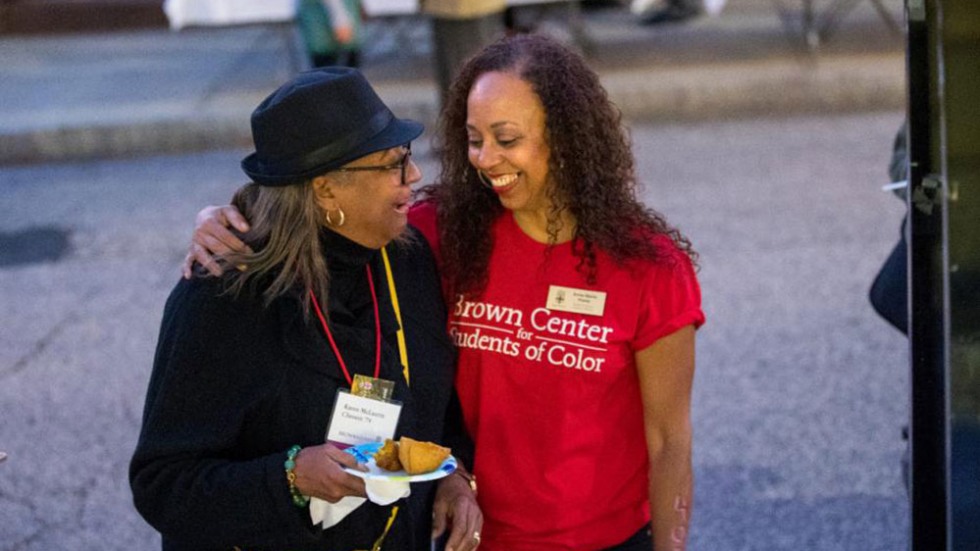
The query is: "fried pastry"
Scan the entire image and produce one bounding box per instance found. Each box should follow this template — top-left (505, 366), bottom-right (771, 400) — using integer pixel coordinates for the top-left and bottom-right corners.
top-left (373, 438), bottom-right (402, 472)
top-left (397, 437), bottom-right (451, 475)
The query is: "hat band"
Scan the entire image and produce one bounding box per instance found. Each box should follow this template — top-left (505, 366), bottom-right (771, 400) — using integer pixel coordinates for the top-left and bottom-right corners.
top-left (254, 109), bottom-right (394, 178)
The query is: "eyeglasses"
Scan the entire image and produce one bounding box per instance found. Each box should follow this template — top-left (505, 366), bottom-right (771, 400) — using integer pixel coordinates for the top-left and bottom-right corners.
top-left (335, 144), bottom-right (412, 185)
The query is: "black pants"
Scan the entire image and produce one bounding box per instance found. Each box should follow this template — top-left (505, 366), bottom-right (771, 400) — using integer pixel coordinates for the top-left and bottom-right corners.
top-left (601, 524), bottom-right (653, 551)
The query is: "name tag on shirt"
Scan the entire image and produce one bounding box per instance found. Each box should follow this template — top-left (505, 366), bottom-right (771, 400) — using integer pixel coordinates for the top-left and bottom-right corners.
top-left (546, 285), bottom-right (607, 317)
top-left (326, 390), bottom-right (402, 448)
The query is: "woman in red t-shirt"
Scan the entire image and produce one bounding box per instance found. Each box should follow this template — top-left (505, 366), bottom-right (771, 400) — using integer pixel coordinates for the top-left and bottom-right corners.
top-left (410, 34), bottom-right (704, 551)
top-left (186, 34), bottom-right (703, 551)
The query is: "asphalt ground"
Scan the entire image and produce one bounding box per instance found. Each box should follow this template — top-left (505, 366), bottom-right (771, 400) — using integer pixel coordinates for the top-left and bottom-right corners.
top-left (0, 110), bottom-right (910, 549)
top-left (0, 0), bottom-right (906, 165)
top-left (1, 1), bottom-right (911, 548)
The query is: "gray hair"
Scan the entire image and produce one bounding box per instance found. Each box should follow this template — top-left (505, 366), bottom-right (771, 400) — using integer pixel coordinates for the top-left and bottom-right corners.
top-left (221, 182), bottom-right (330, 319)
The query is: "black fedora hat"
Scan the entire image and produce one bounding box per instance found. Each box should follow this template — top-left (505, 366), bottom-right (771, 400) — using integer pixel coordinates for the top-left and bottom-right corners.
top-left (241, 67), bottom-right (423, 186)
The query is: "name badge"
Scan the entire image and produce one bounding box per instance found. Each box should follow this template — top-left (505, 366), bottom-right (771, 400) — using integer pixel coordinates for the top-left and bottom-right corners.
top-left (546, 285), bottom-right (607, 317)
top-left (351, 374), bottom-right (395, 401)
top-left (326, 390), bottom-right (402, 448)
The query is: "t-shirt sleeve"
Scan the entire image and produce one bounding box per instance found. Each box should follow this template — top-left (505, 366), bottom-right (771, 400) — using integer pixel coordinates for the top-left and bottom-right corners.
top-left (408, 200), bottom-right (440, 255)
top-left (632, 241), bottom-right (705, 351)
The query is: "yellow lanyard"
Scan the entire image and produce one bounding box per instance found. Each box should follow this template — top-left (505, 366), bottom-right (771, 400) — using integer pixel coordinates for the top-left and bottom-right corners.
top-left (239, 506), bottom-right (400, 551)
top-left (381, 247), bottom-right (409, 385)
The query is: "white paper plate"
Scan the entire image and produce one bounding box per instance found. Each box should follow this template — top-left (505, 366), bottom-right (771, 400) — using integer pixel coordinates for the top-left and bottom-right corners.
top-left (343, 441), bottom-right (457, 482)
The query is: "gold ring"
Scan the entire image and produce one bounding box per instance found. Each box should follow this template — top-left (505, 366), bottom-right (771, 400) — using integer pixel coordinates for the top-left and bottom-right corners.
top-left (473, 531), bottom-right (481, 543)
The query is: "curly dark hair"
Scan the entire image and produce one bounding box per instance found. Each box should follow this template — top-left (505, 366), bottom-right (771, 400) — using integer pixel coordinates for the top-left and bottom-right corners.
top-left (417, 33), bottom-right (697, 298)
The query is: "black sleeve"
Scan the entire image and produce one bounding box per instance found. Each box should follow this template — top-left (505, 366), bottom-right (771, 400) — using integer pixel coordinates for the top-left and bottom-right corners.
top-left (400, 227), bottom-right (475, 470)
top-left (129, 278), bottom-right (317, 547)
top-left (441, 392), bottom-right (475, 471)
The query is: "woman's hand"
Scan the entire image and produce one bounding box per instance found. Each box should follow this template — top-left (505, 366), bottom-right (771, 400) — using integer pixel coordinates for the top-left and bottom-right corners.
top-left (291, 443), bottom-right (368, 503)
top-left (181, 205), bottom-right (252, 279)
top-left (432, 472), bottom-right (483, 550)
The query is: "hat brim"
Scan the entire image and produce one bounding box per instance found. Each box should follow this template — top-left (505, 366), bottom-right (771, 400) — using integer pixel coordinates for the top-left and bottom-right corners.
top-left (242, 116), bottom-right (424, 186)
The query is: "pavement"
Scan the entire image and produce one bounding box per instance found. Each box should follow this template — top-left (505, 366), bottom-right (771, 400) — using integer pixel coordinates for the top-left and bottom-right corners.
top-left (0, 0), bottom-right (907, 165)
top-left (0, 111), bottom-right (912, 551)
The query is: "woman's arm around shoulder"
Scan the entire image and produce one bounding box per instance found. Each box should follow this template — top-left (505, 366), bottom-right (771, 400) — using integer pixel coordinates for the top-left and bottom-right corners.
top-left (181, 203), bottom-right (252, 278)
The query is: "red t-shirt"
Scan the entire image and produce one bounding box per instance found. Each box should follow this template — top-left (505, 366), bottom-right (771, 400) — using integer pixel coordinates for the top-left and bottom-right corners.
top-left (410, 203), bottom-right (705, 550)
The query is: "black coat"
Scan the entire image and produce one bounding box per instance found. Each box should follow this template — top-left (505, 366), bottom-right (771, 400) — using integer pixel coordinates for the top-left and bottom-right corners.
top-left (130, 226), bottom-right (468, 551)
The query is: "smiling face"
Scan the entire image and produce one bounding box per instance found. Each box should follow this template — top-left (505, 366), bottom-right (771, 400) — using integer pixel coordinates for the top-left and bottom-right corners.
top-left (315, 145), bottom-right (421, 249)
top-left (466, 71), bottom-right (554, 218)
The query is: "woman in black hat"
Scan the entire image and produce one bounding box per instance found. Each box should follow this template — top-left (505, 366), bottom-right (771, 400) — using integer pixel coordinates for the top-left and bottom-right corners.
top-left (130, 67), bottom-right (481, 551)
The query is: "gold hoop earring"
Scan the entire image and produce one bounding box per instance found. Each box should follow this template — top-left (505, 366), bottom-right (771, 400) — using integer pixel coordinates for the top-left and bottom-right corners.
top-left (326, 208), bottom-right (346, 227)
top-left (476, 170), bottom-right (494, 190)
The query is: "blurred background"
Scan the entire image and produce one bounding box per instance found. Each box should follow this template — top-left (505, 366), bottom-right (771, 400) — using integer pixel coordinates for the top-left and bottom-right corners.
top-left (0, 0), bottom-right (911, 549)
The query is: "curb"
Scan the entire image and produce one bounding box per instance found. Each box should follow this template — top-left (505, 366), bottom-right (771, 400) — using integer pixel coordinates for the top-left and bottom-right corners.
top-left (0, 51), bottom-right (905, 166)
top-left (607, 52), bottom-right (906, 122)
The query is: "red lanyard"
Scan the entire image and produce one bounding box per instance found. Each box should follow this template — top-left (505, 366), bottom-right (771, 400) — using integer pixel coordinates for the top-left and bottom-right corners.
top-left (309, 265), bottom-right (381, 387)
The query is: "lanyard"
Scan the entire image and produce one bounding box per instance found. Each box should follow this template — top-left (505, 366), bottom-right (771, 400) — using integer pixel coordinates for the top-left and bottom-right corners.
top-left (310, 265), bottom-right (381, 387)
top-left (309, 248), bottom-right (411, 387)
top-left (381, 247), bottom-right (410, 385)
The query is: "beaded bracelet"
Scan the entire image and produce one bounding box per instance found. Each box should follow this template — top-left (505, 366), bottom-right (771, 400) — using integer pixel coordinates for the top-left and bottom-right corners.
top-left (284, 445), bottom-right (310, 508)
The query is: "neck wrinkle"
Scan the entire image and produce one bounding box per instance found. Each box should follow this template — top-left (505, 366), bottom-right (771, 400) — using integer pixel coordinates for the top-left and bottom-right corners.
top-left (510, 209), bottom-right (576, 245)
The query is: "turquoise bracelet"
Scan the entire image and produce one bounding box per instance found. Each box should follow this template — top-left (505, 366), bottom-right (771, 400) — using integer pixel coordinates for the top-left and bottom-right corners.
top-left (284, 445), bottom-right (310, 508)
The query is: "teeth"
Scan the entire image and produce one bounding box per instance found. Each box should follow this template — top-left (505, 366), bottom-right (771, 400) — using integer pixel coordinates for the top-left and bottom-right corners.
top-left (490, 174), bottom-right (518, 188)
